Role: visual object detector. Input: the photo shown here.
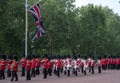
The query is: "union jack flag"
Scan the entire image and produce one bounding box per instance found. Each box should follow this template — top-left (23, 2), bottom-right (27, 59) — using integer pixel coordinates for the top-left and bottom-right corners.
top-left (29, 2), bottom-right (44, 40)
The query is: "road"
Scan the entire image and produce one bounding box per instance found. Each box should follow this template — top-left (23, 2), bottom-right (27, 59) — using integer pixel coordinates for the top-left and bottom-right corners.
top-left (0, 70), bottom-right (120, 83)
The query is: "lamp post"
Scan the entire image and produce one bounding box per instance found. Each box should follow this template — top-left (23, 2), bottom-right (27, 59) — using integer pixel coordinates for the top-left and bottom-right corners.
top-left (25, 0), bottom-right (28, 57)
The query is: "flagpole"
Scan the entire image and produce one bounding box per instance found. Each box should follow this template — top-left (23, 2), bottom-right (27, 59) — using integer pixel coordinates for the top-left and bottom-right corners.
top-left (25, 0), bottom-right (28, 57)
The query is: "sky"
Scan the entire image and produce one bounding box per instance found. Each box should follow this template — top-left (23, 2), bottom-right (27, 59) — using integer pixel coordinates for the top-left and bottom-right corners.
top-left (74, 0), bottom-right (120, 15)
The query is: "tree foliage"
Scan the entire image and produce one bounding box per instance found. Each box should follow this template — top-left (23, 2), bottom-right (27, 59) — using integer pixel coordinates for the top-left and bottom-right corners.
top-left (0, 0), bottom-right (120, 57)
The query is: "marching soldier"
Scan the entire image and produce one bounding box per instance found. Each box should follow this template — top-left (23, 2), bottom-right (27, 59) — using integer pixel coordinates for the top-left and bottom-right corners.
top-left (7, 55), bottom-right (12, 77)
top-left (20, 55), bottom-right (26, 76)
top-left (115, 56), bottom-right (119, 70)
top-left (66, 54), bottom-right (72, 77)
top-left (87, 55), bottom-right (92, 73)
top-left (26, 55), bottom-right (31, 80)
top-left (31, 55), bottom-right (36, 77)
top-left (11, 55), bottom-right (18, 81)
top-left (101, 55), bottom-right (107, 70)
top-left (41, 54), bottom-right (48, 79)
top-left (35, 54), bottom-right (41, 75)
top-left (56, 55), bottom-right (62, 77)
top-left (47, 56), bottom-right (53, 76)
top-left (1, 55), bottom-right (6, 79)
top-left (62, 55), bottom-right (67, 75)
top-left (72, 55), bottom-right (79, 76)
top-left (107, 56), bottom-right (111, 69)
top-left (97, 56), bottom-right (102, 73)
top-left (82, 56), bottom-right (88, 75)
top-left (80, 56), bottom-right (84, 74)
top-left (91, 56), bottom-right (95, 74)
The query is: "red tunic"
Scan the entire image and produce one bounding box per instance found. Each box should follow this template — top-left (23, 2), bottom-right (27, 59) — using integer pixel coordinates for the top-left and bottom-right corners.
top-left (12, 61), bottom-right (18, 71)
top-left (81, 62), bottom-right (84, 67)
top-left (20, 58), bottom-right (26, 67)
top-left (116, 58), bottom-right (119, 64)
top-left (41, 58), bottom-right (48, 69)
top-left (91, 61), bottom-right (95, 67)
top-left (26, 60), bottom-right (31, 70)
top-left (56, 59), bottom-right (62, 69)
top-left (31, 59), bottom-right (36, 69)
top-left (1, 60), bottom-right (6, 70)
top-left (7, 60), bottom-right (12, 69)
top-left (47, 61), bottom-right (53, 69)
top-left (101, 58), bottom-right (106, 65)
top-left (36, 58), bottom-right (41, 67)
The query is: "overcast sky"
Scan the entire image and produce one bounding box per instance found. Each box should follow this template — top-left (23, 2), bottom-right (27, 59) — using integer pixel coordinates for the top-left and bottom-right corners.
top-left (74, 0), bottom-right (120, 15)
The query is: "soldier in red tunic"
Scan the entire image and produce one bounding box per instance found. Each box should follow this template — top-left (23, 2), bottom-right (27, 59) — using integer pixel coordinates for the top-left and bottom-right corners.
top-left (26, 55), bottom-right (31, 80)
top-left (1, 55), bottom-right (6, 79)
top-left (35, 54), bottom-right (41, 75)
top-left (101, 55), bottom-right (107, 70)
top-left (11, 55), bottom-right (18, 81)
top-left (41, 54), bottom-right (48, 79)
top-left (47, 56), bottom-right (53, 76)
top-left (20, 55), bottom-right (26, 76)
top-left (31, 55), bottom-right (36, 77)
top-left (115, 56), bottom-right (119, 70)
top-left (7, 55), bottom-right (12, 77)
top-left (91, 56), bottom-right (95, 74)
top-left (56, 55), bottom-right (62, 77)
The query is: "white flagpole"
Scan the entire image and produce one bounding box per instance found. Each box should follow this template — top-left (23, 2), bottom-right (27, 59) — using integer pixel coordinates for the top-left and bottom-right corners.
top-left (25, 0), bottom-right (28, 57)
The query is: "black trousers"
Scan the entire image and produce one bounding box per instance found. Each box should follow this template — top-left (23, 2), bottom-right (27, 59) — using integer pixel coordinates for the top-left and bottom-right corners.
top-left (98, 67), bottom-right (101, 73)
top-left (84, 70), bottom-right (86, 75)
top-left (7, 68), bottom-right (11, 77)
top-left (91, 67), bottom-right (94, 74)
top-left (73, 68), bottom-right (77, 76)
top-left (21, 67), bottom-right (25, 76)
top-left (102, 65), bottom-right (106, 70)
top-left (43, 68), bottom-right (47, 79)
top-left (31, 68), bottom-right (35, 77)
top-left (57, 68), bottom-right (60, 77)
top-left (88, 66), bottom-right (91, 73)
top-left (26, 70), bottom-right (31, 80)
top-left (67, 69), bottom-right (70, 77)
top-left (108, 64), bottom-right (111, 69)
top-left (11, 71), bottom-right (18, 81)
top-left (81, 67), bottom-right (84, 73)
top-left (48, 68), bottom-right (52, 76)
top-left (116, 64), bottom-right (120, 70)
top-left (36, 67), bottom-right (40, 75)
top-left (1, 70), bottom-right (5, 79)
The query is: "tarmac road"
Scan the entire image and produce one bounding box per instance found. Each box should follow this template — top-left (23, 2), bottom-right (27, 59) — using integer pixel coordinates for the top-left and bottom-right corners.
top-left (0, 69), bottom-right (120, 83)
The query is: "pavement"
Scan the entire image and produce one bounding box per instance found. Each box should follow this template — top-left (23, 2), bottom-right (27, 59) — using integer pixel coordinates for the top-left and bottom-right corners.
top-left (0, 69), bottom-right (120, 83)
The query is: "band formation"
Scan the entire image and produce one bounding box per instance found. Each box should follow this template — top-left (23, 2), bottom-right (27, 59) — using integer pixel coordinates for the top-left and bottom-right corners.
top-left (0, 54), bottom-right (120, 81)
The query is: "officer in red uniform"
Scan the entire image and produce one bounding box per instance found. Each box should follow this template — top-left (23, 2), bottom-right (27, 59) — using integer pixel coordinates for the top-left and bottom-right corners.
top-left (7, 55), bottom-right (12, 77)
top-left (35, 54), bottom-right (41, 75)
top-left (20, 55), bottom-right (26, 76)
top-left (31, 55), bottom-right (36, 77)
top-left (47, 56), bottom-right (53, 76)
top-left (26, 55), bottom-right (31, 80)
top-left (56, 55), bottom-right (62, 77)
top-left (41, 54), bottom-right (48, 79)
top-left (1, 55), bottom-right (6, 79)
top-left (11, 55), bottom-right (18, 81)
